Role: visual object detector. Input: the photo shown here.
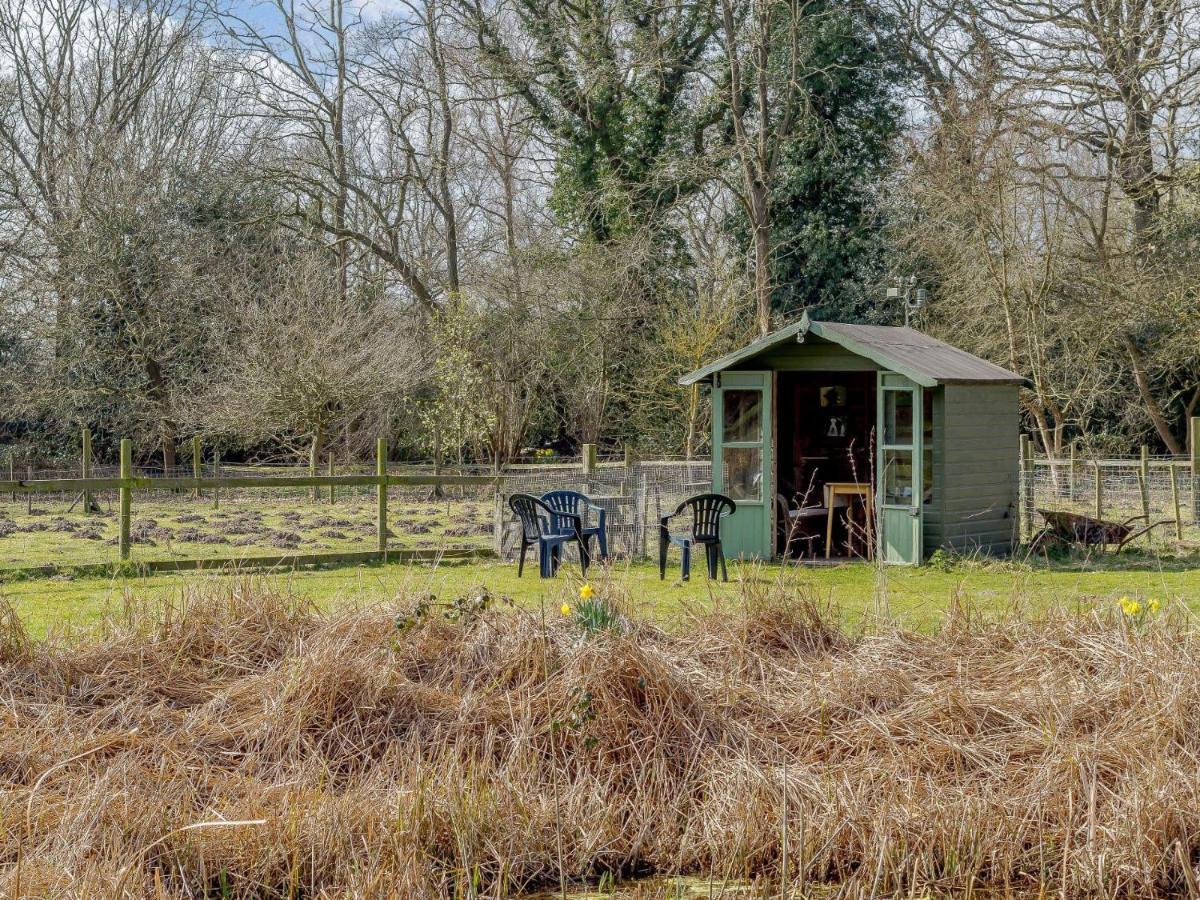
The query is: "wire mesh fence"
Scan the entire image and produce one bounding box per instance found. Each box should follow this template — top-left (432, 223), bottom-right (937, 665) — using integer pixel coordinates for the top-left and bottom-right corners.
top-left (495, 458), bottom-right (713, 560)
top-left (0, 451), bottom-right (713, 571)
top-left (1022, 455), bottom-right (1198, 544)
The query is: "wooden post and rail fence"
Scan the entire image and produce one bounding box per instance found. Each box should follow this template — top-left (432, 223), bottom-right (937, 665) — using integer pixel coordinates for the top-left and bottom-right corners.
top-left (0, 436), bottom-right (658, 566)
top-left (21, 425), bottom-right (1200, 569)
top-left (0, 436), bottom-right (498, 570)
top-left (5, 424), bottom-right (1200, 566)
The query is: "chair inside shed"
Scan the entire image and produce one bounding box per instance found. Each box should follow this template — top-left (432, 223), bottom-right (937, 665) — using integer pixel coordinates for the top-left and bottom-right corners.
top-left (775, 371), bottom-right (876, 559)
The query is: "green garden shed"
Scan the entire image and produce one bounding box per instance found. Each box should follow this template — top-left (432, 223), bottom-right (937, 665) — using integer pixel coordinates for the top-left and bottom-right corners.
top-left (680, 313), bottom-right (1024, 564)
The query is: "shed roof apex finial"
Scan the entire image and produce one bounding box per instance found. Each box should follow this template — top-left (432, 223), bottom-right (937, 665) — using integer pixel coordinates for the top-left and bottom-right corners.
top-left (795, 310), bottom-right (811, 343)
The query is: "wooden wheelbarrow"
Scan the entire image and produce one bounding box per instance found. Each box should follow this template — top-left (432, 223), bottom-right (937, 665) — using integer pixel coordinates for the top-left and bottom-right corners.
top-left (1029, 508), bottom-right (1172, 554)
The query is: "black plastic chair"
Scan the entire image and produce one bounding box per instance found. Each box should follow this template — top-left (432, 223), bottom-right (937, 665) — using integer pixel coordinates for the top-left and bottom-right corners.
top-left (541, 490), bottom-right (608, 568)
top-left (509, 493), bottom-right (582, 578)
top-left (659, 493), bottom-right (736, 581)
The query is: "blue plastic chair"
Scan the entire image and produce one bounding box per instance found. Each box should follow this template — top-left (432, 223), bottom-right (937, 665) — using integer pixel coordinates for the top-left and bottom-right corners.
top-left (509, 493), bottom-right (582, 578)
top-left (541, 490), bottom-right (608, 569)
top-left (659, 493), bottom-right (736, 581)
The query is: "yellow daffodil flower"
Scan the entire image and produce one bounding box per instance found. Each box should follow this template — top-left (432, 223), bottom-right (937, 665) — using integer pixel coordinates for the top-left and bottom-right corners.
top-left (579, 583), bottom-right (595, 600)
top-left (1120, 596), bottom-right (1141, 616)
top-left (1149, 598), bottom-right (1161, 613)
top-left (560, 603), bottom-right (572, 616)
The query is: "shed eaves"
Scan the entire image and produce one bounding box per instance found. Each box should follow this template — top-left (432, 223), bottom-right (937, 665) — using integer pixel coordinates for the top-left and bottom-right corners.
top-left (814, 322), bottom-right (1024, 384)
top-left (679, 315), bottom-right (1024, 387)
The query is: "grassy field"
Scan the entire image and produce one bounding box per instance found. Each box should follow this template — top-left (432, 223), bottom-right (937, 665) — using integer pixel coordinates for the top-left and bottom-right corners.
top-left (7, 485), bottom-right (1200, 896)
top-left (0, 492), bottom-right (492, 570)
top-left (4, 549), bottom-right (1200, 639)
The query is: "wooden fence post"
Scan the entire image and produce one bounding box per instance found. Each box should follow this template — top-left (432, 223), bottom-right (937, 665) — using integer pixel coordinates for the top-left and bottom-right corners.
top-left (431, 426), bottom-right (444, 500)
top-left (1068, 442), bottom-right (1076, 503)
top-left (1191, 417), bottom-right (1199, 523)
top-left (8, 453), bottom-right (14, 503)
top-left (1171, 461), bottom-right (1183, 540)
top-left (377, 438), bottom-right (388, 561)
top-left (622, 445), bottom-right (634, 555)
top-left (1138, 445), bottom-right (1151, 520)
top-left (26, 465), bottom-right (32, 514)
top-left (493, 456), bottom-right (504, 557)
top-left (582, 442), bottom-right (597, 495)
top-left (1094, 460), bottom-right (1103, 520)
top-left (310, 439), bottom-right (319, 503)
top-left (118, 439), bottom-right (132, 562)
top-left (81, 426), bottom-right (93, 514)
top-left (328, 451), bottom-right (336, 505)
top-left (192, 435), bottom-right (202, 499)
top-left (213, 448), bottom-right (220, 510)
top-left (1019, 435), bottom-right (1033, 539)
top-left (638, 462), bottom-right (649, 558)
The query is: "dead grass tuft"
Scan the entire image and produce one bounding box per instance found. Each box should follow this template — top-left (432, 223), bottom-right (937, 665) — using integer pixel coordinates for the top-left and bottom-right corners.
top-left (1, 578), bottom-right (1199, 897)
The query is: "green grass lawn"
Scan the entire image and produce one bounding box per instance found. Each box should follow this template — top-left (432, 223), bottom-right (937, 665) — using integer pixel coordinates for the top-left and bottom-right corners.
top-left (4, 551), bottom-right (1200, 640)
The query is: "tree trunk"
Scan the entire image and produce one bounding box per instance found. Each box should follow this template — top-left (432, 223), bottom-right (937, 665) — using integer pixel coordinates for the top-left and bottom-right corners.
top-left (145, 356), bottom-right (176, 473)
top-left (751, 191), bottom-right (772, 336)
top-left (501, 148), bottom-right (518, 266)
top-left (333, 0), bottom-right (349, 305)
top-left (1124, 332), bottom-right (1183, 454)
top-left (431, 10), bottom-right (460, 296)
top-left (310, 425), bottom-right (324, 502)
top-left (719, 0), bottom-right (780, 339)
top-left (684, 384), bottom-right (701, 459)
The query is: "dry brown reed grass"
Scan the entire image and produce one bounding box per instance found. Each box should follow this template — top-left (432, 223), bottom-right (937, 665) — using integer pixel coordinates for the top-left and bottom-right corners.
top-left (1, 577), bottom-right (1199, 897)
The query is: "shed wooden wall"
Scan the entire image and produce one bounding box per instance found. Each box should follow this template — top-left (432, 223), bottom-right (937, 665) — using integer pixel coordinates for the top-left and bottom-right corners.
top-left (937, 383), bottom-right (1019, 554)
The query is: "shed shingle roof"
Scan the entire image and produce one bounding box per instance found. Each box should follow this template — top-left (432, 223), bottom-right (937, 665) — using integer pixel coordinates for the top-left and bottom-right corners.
top-left (679, 314), bottom-right (1024, 387)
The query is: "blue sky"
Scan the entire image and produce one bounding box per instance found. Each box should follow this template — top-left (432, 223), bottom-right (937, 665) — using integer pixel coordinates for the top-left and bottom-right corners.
top-left (220, 0), bottom-right (404, 30)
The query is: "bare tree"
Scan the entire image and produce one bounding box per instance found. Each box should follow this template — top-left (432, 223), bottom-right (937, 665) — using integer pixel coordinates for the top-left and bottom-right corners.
top-left (889, 0), bottom-right (1200, 452)
top-left (359, 0), bottom-right (470, 297)
top-left (218, 0), bottom-right (450, 311)
top-left (900, 116), bottom-right (1125, 457)
top-left (0, 0), bottom-right (263, 467)
top-left (193, 254), bottom-right (428, 463)
top-left (718, 0), bottom-right (808, 334)
top-left (966, 0), bottom-right (1200, 451)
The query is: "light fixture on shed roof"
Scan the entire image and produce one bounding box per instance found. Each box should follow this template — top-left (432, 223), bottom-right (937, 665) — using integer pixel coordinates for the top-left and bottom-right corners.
top-left (888, 277), bottom-right (926, 328)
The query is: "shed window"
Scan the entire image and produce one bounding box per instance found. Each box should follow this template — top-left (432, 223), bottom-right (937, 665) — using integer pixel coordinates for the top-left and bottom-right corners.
top-left (883, 449), bottom-right (914, 505)
top-left (724, 447), bottom-right (762, 501)
top-left (883, 391), bottom-right (913, 444)
top-left (722, 390), bottom-right (762, 443)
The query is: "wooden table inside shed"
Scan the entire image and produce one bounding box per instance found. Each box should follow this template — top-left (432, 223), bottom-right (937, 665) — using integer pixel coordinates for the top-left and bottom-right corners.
top-left (824, 482), bottom-right (874, 560)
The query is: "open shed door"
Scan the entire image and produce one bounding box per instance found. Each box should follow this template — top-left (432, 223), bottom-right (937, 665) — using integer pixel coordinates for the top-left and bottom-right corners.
top-left (712, 371), bottom-right (772, 559)
top-left (877, 373), bottom-right (923, 564)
